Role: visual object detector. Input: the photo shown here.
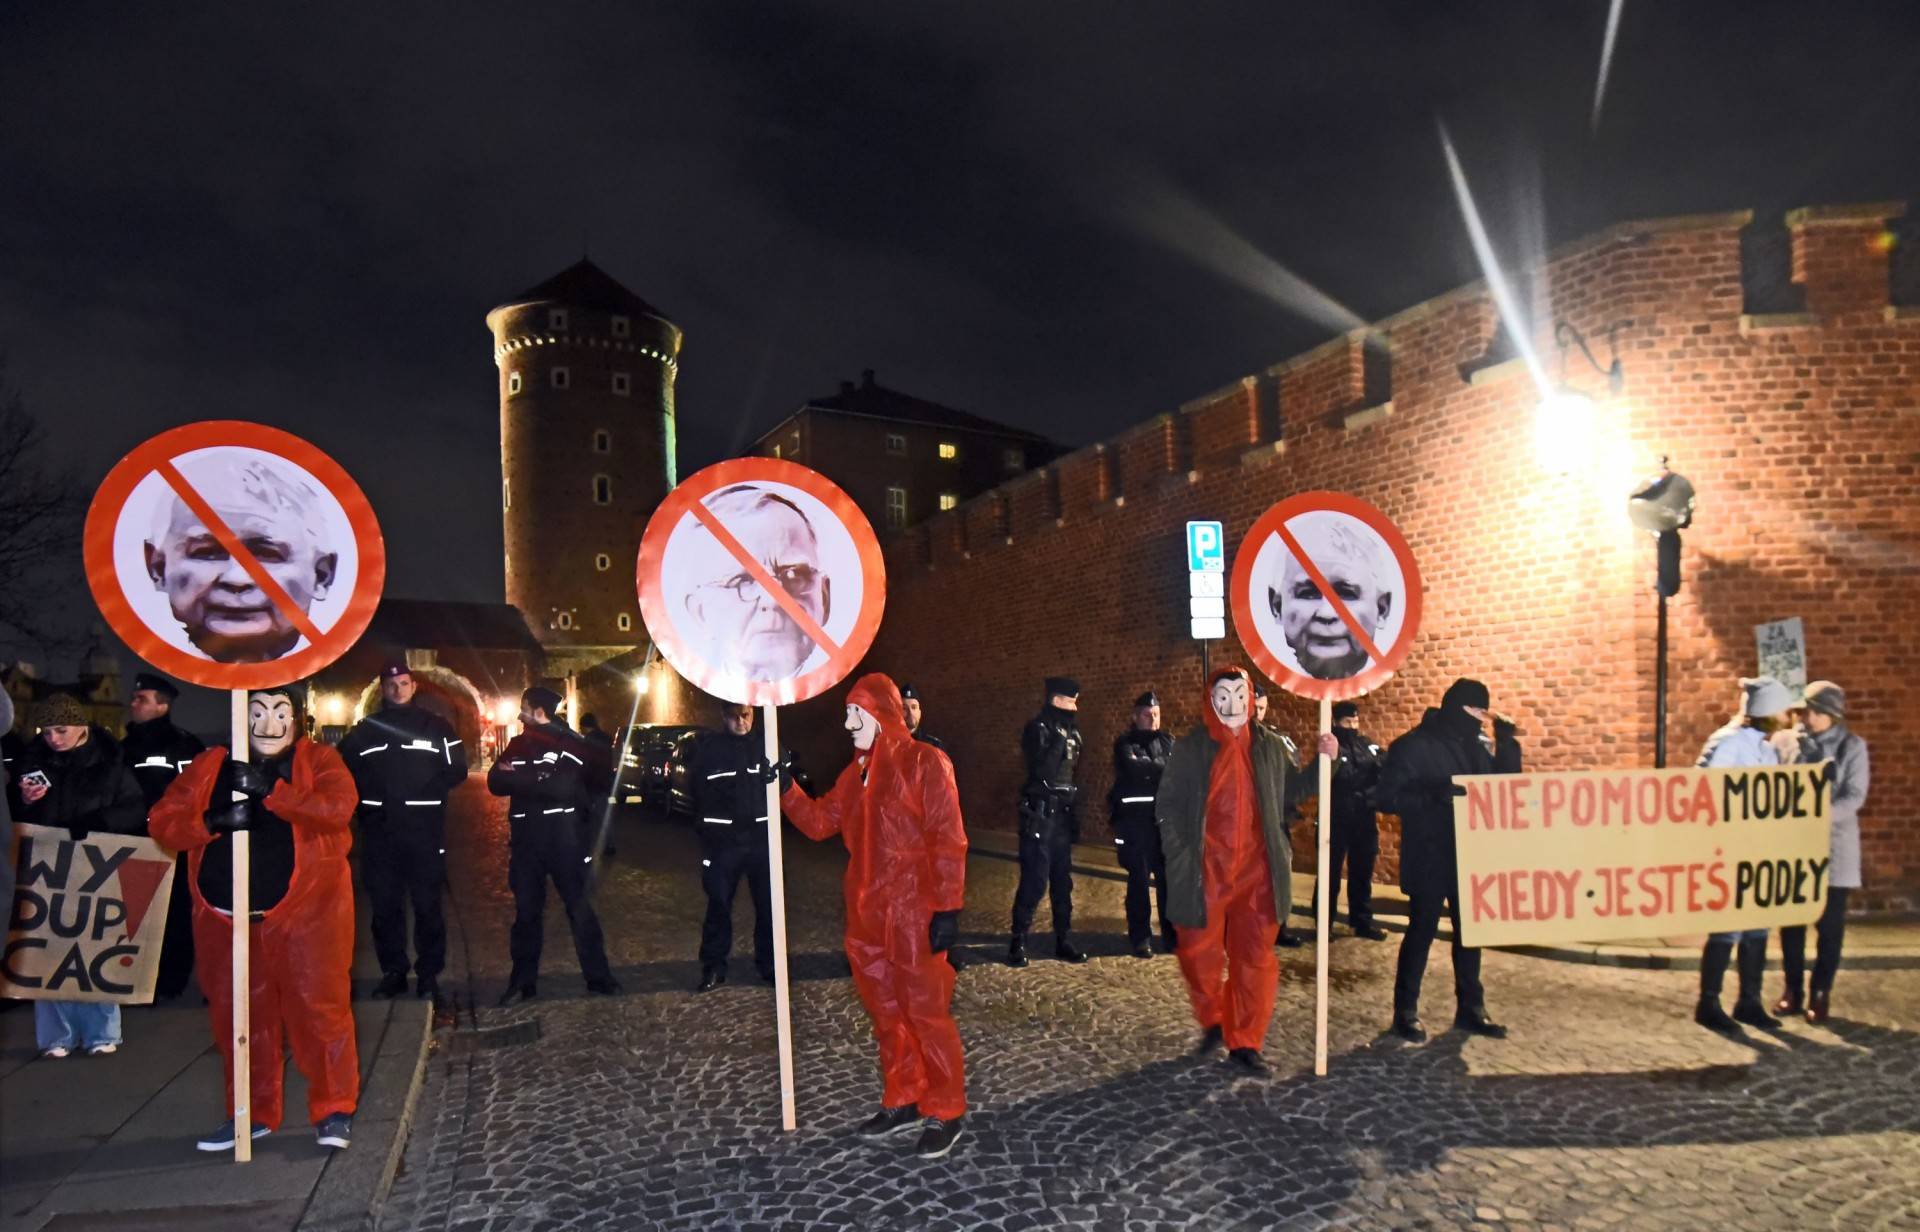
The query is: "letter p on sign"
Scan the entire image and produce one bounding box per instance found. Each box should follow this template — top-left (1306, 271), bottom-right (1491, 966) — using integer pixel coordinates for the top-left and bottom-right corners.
top-left (1187, 521), bottom-right (1224, 573)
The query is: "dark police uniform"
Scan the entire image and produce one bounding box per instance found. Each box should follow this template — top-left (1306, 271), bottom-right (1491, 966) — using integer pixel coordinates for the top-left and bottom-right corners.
top-left (1110, 720), bottom-right (1175, 952)
top-left (486, 720), bottom-right (616, 996)
top-left (1327, 719), bottom-right (1386, 934)
top-left (123, 703), bottom-right (206, 998)
top-left (339, 701), bottom-right (466, 988)
top-left (1009, 678), bottom-right (1084, 962)
top-left (688, 726), bottom-right (784, 983)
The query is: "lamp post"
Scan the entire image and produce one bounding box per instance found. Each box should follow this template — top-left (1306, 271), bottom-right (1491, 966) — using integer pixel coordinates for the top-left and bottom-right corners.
top-left (1628, 458), bottom-right (1696, 768)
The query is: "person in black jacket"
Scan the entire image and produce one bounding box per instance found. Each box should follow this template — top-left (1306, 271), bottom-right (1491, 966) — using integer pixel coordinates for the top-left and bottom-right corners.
top-left (339, 664), bottom-right (468, 1000)
top-left (10, 693), bottom-right (145, 1057)
top-left (1110, 690), bottom-right (1175, 958)
top-left (122, 672), bottom-right (206, 998)
top-left (688, 701), bottom-right (788, 991)
top-left (1378, 679), bottom-right (1521, 1042)
top-left (1252, 682), bottom-right (1307, 949)
top-left (900, 683), bottom-right (944, 750)
top-left (1323, 700), bottom-right (1388, 941)
top-left (486, 687), bottom-right (620, 1005)
top-left (1007, 677), bottom-right (1086, 967)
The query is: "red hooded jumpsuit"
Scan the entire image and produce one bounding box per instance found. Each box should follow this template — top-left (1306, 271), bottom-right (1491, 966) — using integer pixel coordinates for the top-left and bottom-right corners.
top-left (1177, 680), bottom-right (1280, 1052)
top-left (781, 673), bottom-right (970, 1120)
top-left (149, 739), bottom-right (359, 1128)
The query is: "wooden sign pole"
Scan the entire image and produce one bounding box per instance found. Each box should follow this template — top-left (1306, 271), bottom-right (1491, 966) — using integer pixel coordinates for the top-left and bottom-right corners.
top-left (1313, 694), bottom-right (1332, 1078)
top-left (763, 706), bottom-right (798, 1131)
top-left (229, 688), bottom-right (253, 1163)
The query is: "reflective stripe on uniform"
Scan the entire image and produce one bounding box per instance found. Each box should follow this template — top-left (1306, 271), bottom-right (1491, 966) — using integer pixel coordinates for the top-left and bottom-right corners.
top-left (543, 806), bottom-right (575, 815)
top-left (706, 770), bottom-right (736, 780)
top-left (1120, 796), bottom-right (1154, 803)
top-left (136, 756), bottom-right (174, 769)
top-left (405, 799), bottom-right (438, 806)
top-left (703, 817), bottom-right (733, 825)
top-left (357, 744), bottom-right (389, 756)
top-left (406, 739), bottom-right (437, 751)
top-left (362, 799), bottom-right (384, 806)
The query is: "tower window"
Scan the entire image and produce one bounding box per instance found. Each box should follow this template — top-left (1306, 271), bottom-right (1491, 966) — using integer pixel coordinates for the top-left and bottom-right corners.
top-left (508, 371), bottom-right (522, 395)
top-left (617, 613), bottom-right (633, 632)
top-left (937, 442), bottom-right (959, 461)
top-left (938, 493), bottom-right (959, 512)
top-left (886, 486), bottom-right (908, 529)
top-left (595, 553), bottom-right (612, 572)
top-left (551, 366), bottom-right (571, 390)
top-left (593, 474), bottom-right (613, 504)
top-left (612, 371), bottom-right (631, 397)
top-left (886, 433), bottom-right (906, 455)
top-left (549, 307), bottom-right (570, 331)
top-left (555, 610), bottom-right (575, 630)
top-left (593, 429), bottom-right (611, 453)
top-left (611, 314), bottom-right (631, 339)
top-left (502, 477), bottom-right (511, 510)
top-left (1003, 447), bottom-right (1024, 472)
top-left (772, 443), bottom-right (783, 459)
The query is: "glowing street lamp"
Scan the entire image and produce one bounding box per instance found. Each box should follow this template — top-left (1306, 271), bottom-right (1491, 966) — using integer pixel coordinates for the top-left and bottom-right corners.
top-left (632, 671), bottom-right (651, 696)
top-left (1629, 457), bottom-right (1698, 768)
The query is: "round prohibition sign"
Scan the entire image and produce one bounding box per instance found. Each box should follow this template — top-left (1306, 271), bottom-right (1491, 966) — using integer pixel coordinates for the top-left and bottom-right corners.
top-left (636, 457), bottom-right (886, 707)
top-left (1230, 490), bottom-right (1423, 702)
top-left (84, 420), bottom-right (387, 691)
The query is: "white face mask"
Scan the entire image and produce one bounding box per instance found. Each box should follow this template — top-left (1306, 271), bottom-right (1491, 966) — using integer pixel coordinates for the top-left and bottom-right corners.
top-left (845, 704), bottom-right (880, 751)
top-left (249, 692), bottom-right (299, 757)
top-left (1210, 678), bottom-right (1250, 729)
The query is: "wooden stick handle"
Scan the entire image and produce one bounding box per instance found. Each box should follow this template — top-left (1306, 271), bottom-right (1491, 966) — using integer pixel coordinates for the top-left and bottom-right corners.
top-left (1314, 694), bottom-right (1332, 1078)
top-left (764, 706), bottom-right (798, 1131)
top-left (230, 689), bottom-right (252, 1163)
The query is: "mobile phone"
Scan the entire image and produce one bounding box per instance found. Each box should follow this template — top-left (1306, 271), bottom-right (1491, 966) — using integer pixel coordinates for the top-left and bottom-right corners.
top-left (18, 770), bottom-right (51, 790)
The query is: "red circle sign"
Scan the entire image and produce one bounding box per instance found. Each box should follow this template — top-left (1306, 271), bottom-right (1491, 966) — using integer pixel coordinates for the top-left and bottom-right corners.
top-left (636, 458), bottom-right (886, 707)
top-left (83, 421), bottom-right (386, 691)
top-left (1229, 491), bottom-right (1423, 702)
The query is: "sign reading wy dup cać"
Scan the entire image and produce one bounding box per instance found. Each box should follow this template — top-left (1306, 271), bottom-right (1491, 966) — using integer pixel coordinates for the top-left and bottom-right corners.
top-left (1451, 763), bottom-right (1831, 947)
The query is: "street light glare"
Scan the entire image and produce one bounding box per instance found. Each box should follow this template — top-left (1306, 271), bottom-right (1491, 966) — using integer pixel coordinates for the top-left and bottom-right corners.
top-left (1535, 389), bottom-right (1597, 475)
top-left (633, 672), bottom-right (651, 695)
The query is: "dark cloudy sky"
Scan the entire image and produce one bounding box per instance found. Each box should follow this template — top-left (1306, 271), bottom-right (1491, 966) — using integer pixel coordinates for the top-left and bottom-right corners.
top-left (4, 1), bottom-right (1916, 626)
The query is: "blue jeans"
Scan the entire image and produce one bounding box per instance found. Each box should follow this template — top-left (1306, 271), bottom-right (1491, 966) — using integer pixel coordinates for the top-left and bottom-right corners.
top-left (35, 1001), bottom-right (123, 1051)
top-left (1709, 929), bottom-right (1768, 943)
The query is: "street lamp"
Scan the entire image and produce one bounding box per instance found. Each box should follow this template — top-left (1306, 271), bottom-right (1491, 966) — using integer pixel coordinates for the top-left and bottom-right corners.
top-left (632, 671), bottom-right (651, 696)
top-left (1535, 319), bottom-right (1630, 474)
top-left (1628, 457), bottom-right (1697, 768)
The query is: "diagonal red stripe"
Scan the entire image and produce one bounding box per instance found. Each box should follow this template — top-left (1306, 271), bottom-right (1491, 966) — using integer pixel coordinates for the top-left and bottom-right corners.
top-left (156, 459), bottom-right (328, 648)
top-left (1270, 522), bottom-right (1386, 663)
top-left (689, 501), bottom-right (842, 659)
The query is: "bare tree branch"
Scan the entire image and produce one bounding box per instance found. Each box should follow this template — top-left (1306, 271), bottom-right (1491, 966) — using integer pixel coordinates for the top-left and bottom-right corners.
top-left (0, 353), bottom-right (88, 650)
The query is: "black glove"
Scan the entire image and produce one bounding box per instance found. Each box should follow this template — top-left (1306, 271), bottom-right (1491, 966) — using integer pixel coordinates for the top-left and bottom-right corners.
top-left (66, 825), bottom-right (90, 844)
top-left (204, 800), bottom-right (251, 834)
top-left (228, 761), bottom-right (277, 798)
top-left (1493, 714), bottom-right (1518, 743)
top-left (760, 753), bottom-right (794, 789)
top-left (928, 910), bottom-right (960, 955)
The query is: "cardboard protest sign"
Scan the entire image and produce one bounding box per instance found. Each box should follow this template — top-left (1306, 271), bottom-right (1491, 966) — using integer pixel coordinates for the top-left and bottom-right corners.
top-left (3, 823), bottom-right (177, 1004)
top-left (1452, 763), bottom-right (1831, 947)
top-left (1755, 618), bottom-right (1807, 705)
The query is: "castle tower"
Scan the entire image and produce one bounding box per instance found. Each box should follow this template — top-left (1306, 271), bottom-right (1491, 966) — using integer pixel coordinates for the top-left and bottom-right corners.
top-left (488, 260), bottom-right (683, 662)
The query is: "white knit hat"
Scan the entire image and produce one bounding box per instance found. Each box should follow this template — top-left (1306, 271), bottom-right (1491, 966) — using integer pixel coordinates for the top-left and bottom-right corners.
top-left (1740, 676), bottom-right (1794, 719)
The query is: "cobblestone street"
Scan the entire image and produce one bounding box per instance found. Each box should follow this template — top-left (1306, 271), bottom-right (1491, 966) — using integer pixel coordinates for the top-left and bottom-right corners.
top-left (383, 785), bottom-right (1920, 1231)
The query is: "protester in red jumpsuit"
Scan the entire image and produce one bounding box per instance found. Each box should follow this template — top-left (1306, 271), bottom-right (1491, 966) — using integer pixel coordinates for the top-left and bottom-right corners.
top-left (150, 686), bottom-right (359, 1152)
top-left (781, 673), bottom-right (970, 1158)
top-left (1154, 667), bottom-right (1331, 1075)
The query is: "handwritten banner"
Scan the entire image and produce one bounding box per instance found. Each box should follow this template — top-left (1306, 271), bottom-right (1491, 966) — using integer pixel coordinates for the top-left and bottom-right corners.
top-left (1452, 764), bottom-right (1830, 947)
top-left (4, 823), bottom-right (177, 1004)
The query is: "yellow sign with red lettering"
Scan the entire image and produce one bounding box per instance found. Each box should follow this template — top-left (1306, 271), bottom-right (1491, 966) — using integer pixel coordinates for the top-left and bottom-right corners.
top-left (1451, 764), bottom-right (1830, 947)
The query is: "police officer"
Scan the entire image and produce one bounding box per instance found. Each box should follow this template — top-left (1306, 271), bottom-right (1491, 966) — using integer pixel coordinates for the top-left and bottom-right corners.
top-left (1110, 690), bottom-right (1175, 958)
top-left (1007, 676), bottom-right (1086, 967)
top-left (1324, 700), bottom-right (1388, 940)
top-left (689, 701), bottom-right (787, 992)
top-left (1253, 682), bottom-right (1306, 949)
top-left (122, 672), bottom-right (206, 998)
top-left (339, 664), bottom-right (467, 1000)
top-left (486, 687), bottom-right (622, 1005)
top-left (900, 684), bottom-right (944, 750)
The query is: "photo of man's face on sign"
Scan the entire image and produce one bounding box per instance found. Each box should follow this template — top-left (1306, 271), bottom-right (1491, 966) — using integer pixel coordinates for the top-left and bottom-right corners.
top-left (110, 447), bottom-right (361, 664)
top-left (658, 482), bottom-right (863, 689)
top-left (1250, 509), bottom-right (1406, 681)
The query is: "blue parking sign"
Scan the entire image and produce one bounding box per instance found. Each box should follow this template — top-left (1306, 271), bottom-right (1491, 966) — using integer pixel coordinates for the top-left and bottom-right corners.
top-left (1186, 520), bottom-right (1224, 573)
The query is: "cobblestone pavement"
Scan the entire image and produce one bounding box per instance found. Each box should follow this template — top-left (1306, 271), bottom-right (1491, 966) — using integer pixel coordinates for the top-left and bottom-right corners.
top-left (383, 784), bottom-right (1920, 1231)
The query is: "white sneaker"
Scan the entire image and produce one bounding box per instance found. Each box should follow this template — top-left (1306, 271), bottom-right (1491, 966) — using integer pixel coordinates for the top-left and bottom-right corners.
top-left (41, 1046), bottom-right (72, 1060)
top-left (87, 1042), bottom-right (120, 1056)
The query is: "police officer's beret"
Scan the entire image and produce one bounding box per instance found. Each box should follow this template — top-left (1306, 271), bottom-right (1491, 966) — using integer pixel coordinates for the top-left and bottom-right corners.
top-left (1332, 700), bottom-right (1359, 720)
top-left (899, 683), bottom-right (920, 700)
top-left (378, 662), bottom-right (411, 679)
top-left (1134, 691), bottom-right (1158, 709)
top-left (132, 672), bottom-right (179, 700)
top-left (523, 686), bottom-right (564, 716)
top-left (1252, 680), bottom-right (1270, 698)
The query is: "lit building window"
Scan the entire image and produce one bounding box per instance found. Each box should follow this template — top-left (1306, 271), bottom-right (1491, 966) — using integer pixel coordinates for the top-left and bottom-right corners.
top-left (595, 553), bottom-right (612, 572)
top-left (611, 314), bottom-right (631, 338)
top-left (612, 371), bottom-right (631, 397)
top-left (886, 433), bottom-right (906, 455)
top-left (1003, 447), bottom-right (1024, 471)
top-left (502, 478), bottom-right (511, 510)
top-left (617, 613), bottom-right (632, 632)
top-left (556, 610), bottom-right (575, 630)
top-left (938, 493), bottom-right (958, 512)
top-left (508, 371), bottom-right (522, 395)
top-left (593, 474), bottom-right (612, 504)
top-left (593, 429), bottom-right (611, 453)
top-left (938, 442), bottom-right (958, 460)
top-left (772, 443), bottom-right (783, 459)
top-left (549, 307), bottom-right (570, 331)
top-left (551, 366), bottom-right (571, 390)
top-left (886, 486), bottom-right (908, 529)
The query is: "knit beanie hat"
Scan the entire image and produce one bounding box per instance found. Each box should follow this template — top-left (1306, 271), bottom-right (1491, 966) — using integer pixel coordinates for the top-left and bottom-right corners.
top-left (1803, 680), bottom-right (1846, 720)
top-left (1441, 678), bottom-right (1491, 712)
top-left (38, 693), bottom-right (89, 729)
top-left (1739, 676), bottom-right (1794, 719)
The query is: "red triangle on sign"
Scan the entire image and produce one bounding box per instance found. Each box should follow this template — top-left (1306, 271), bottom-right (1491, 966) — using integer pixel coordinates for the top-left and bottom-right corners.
top-left (115, 857), bottom-right (172, 941)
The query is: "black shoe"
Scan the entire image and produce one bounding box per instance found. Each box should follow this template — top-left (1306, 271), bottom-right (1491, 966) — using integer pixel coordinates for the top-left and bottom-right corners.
top-left (914, 1116), bottom-right (965, 1159)
top-left (1160, 928), bottom-right (1179, 954)
top-left (315, 1113), bottom-right (352, 1150)
top-left (1194, 1024), bottom-right (1225, 1056)
top-left (586, 977), bottom-right (623, 996)
top-left (1354, 924), bottom-right (1388, 941)
top-left (1005, 937), bottom-right (1028, 968)
top-left (1275, 930), bottom-right (1305, 949)
top-left (758, 968), bottom-right (777, 985)
top-left (1054, 938), bottom-right (1088, 964)
top-left (854, 1104), bottom-right (922, 1137)
top-left (496, 984), bottom-right (536, 1007)
top-left (696, 967), bottom-right (725, 993)
top-left (415, 976), bottom-right (439, 1001)
top-left (1694, 997), bottom-right (1742, 1035)
top-left (1130, 941), bottom-right (1154, 959)
top-left (1731, 998), bottom-right (1782, 1030)
top-left (372, 972), bottom-right (408, 1000)
top-left (1454, 1008), bottom-right (1508, 1039)
top-left (1391, 1015), bottom-right (1427, 1043)
top-left (1227, 1048), bottom-right (1271, 1077)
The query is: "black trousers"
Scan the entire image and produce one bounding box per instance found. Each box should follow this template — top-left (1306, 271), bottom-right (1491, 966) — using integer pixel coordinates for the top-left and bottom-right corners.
top-left (1780, 886), bottom-right (1851, 997)
top-left (154, 851), bottom-right (198, 999)
top-left (1113, 812), bottom-right (1171, 946)
top-left (362, 816), bottom-right (447, 980)
top-left (699, 844), bottom-right (773, 976)
top-left (508, 825), bottom-right (613, 988)
top-left (1012, 804), bottom-right (1074, 937)
top-left (1393, 888), bottom-right (1483, 1018)
top-left (1324, 816), bottom-right (1379, 929)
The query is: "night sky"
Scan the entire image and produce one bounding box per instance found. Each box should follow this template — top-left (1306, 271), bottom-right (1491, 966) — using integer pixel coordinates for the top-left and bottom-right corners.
top-left (4, 2), bottom-right (1916, 637)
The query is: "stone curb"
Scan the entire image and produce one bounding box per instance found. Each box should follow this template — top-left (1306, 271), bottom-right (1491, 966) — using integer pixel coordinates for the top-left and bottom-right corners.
top-left (296, 999), bottom-right (434, 1232)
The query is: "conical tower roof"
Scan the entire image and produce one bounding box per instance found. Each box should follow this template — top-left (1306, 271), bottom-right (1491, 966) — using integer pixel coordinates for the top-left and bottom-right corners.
top-left (494, 258), bottom-right (670, 321)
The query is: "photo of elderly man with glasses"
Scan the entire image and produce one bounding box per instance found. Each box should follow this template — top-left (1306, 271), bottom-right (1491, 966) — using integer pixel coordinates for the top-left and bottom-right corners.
top-left (679, 484), bottom-right (834, 683)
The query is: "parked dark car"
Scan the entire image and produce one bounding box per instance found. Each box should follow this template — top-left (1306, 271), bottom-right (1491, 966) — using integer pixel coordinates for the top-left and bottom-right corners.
top-left (619, 724), bottom-right (704, 817)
